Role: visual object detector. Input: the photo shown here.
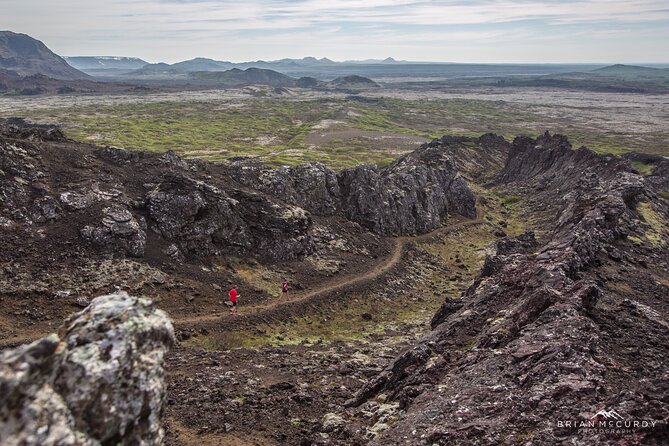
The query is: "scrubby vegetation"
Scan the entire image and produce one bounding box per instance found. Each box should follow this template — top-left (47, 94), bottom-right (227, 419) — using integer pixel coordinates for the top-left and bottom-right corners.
top-left (9, 92), bottom-right (669, 171)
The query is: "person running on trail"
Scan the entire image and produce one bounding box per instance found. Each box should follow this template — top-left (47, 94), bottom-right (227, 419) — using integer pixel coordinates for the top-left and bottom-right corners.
top-left (228, 287), bottom-right (239, 315)
top-left (281, 277), bottom-right (289, 295)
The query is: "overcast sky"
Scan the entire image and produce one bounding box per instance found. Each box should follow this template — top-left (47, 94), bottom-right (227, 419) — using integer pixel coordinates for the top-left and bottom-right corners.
top-left (1, 0), bottom-right (668, 63)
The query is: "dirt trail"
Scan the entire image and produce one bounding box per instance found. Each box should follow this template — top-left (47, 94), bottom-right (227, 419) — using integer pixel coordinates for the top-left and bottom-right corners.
top-left (176, 218), bottom-right (483, 326)
top-left (0, 219), bottom-right (484, 349)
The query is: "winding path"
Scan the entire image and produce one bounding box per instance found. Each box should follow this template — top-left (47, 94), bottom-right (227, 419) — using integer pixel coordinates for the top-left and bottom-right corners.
top-left (176, 218), bottom-right (483, 326)
top-left (0, 218), bottom-right (485, 349)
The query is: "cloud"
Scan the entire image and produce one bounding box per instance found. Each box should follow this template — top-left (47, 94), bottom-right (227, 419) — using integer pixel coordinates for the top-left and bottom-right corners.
top-left (0, 0), bottom-right (667, 62)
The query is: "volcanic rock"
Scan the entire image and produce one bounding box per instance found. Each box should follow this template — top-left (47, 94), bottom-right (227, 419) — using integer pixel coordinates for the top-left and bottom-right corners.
top-left (0, 292), bottom-right (175, 445)
top-left (351, 133), bottom-right (668, 445)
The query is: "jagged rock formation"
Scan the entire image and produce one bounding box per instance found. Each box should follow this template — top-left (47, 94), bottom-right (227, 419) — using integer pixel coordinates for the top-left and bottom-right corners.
top-left (0, 292), bottom-right (175, 445)
top-left (145, 174), bottom-right (312, 259)
top-left (81, 205), bottom-right (147, 257)
top-left (234, 162), bottom-right (342, 217)
top-left (624, 152), bottom-right (669, 193)
top-left (425, 134), bottom-right (511, 181)
top-left (0, 124), bottom-right (477, 261)
top-left (349, 133), bottom-right (669, 445)
top-left (233, 142), bottom-right (478, 235)
top-left (338, 144), bottom-right (475, 234)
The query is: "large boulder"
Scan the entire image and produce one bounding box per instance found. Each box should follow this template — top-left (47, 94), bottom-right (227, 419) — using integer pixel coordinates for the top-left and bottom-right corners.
top-left (80, 205), bottom-right (147, 257)
top-left (0, 292), bottom-right (175, 445)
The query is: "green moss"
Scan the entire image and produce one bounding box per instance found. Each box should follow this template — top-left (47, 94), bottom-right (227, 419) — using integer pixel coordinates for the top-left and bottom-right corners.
top-left (13, 94), bottom-right (668, 172)
top-left (631, 160), bottom-right (657, 176)
top-left (500, 195), bottom-right (521, 206)
top-left (636, 201), bottom-right (668, 247)
top-left (181, 335), bottom-right (219, 351)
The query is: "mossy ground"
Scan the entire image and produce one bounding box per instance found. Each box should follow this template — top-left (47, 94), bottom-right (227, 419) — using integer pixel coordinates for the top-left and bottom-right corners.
top-left (11, 94), bottom-right (668, 173)
top-left (227, 257), bottom-right (283, 298)
top-left (631, 160), bottom-right (657, 176)
top-left (196, 187), bottom-right (530, 351)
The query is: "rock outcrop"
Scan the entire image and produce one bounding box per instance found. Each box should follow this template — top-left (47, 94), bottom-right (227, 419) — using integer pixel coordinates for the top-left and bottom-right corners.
top-left (233, 140), bottom-right (479, 235)
top-left (0, 123), bottom-right (479, 262)
top-left (349, 133), bottom-right (669, 445)
top-left (80, 205), bottom-right (147, 257)
top-left (0, 292), bottom-right (174, 445)
top-left (338, 143), bottom-right (476, 234)
top-left (146, 175), bottom-right (313, 260)
top-left (234, 162), bottom-right (342, 217)
top-left (624, 152), bottom-right (669, 194)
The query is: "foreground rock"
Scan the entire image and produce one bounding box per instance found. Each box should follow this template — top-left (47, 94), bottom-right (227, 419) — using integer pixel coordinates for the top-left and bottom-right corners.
top-left (0, 292), bottom-right (175, 445)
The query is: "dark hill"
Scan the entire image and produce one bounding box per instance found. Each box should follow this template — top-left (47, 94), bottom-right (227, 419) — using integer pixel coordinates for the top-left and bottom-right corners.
top-left (329, 75), bottom-right (380, 89)
top-left (129, 62), bottom-right (180, 76)
top-left (171, 57), bottom-right (233, 72)
top-left (190, 68), bottom-right (296, 86)
top-left (593, 64), bottom-right (668, 75)
top-left (295, 76), bottom-right (320, 88)
top-left (0, 31), bottom-right (90, 80)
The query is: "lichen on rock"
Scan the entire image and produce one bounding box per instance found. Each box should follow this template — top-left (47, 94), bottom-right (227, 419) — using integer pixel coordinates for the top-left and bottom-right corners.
top-left (0, 292), bottom-right (175, 446)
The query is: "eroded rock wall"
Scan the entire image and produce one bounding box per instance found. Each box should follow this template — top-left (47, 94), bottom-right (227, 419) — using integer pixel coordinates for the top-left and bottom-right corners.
top-left (1, 125), bottom-right (481, 261)
top-left (349, 133), bottom-right (669, 445)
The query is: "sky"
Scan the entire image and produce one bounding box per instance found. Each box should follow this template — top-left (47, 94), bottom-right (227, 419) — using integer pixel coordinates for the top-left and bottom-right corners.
top-left (1, 0), bottom-right (668, 63)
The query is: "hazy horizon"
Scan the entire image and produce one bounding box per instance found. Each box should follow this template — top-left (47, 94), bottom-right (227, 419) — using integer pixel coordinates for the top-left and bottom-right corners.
top-left (2, 0), bottom-right (668, 64)
top-left (60, 55), bottom-right (669, 67)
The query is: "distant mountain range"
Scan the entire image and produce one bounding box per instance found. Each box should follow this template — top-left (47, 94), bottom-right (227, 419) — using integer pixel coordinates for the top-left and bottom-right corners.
top-left (65, 55), bottom-right (411, 78)
top-left (0, 31), bottom-right (89, 80)
top-left (126, 56), bottom-right (398, 76)
top-left (490, 63), bottom-right (669, 93)
top-left (187, 68), bottom-right (379, 89)
top-left (64, 56), bottom-right (148, 70)
top-left (1, 30), bottom-right (668, 94)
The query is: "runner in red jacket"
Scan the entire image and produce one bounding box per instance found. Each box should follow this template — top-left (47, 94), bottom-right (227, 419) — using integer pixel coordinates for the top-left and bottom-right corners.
top-left (229, 288), bottom-right (238, 315)
top-left (281, 277), bottom-right (289, 295)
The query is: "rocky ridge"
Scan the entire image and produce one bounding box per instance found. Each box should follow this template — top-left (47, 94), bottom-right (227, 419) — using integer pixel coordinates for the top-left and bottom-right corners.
top-left (0, 123), bottom-right (477, 262)
top-left (347, 133), bottom-right (669, 445)
top-left (232, 138), bottom-right (480, 235)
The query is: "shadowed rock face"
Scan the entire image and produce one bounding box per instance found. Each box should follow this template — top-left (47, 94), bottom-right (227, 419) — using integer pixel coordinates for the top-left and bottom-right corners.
top-left (0, 292), bottom-right (175, 446)
top-left (339, 144), bottom-right (476, 234)
top-left (233, 140), bottom-right (479, 235)
top-left (624, 152), bottom-right (669, 194)
top-left (146, 174), bottom-right (313, 260)
top-left (349, 134), bottom-right (669, 445)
